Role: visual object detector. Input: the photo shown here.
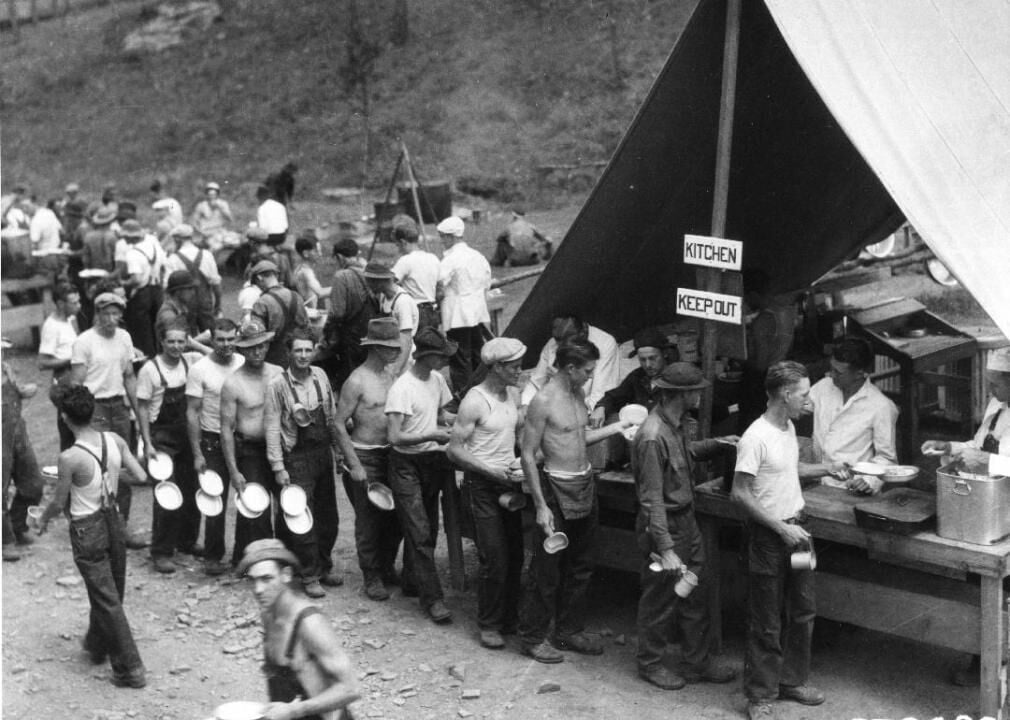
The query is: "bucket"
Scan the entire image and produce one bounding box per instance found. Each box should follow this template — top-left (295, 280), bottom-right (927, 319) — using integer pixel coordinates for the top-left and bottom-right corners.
top-left (397, 181), bottom-right (452, 224)
top-left (374, 201), bottom-right (406, 243)
top-left (936, 462), bottom-right (1010, 545)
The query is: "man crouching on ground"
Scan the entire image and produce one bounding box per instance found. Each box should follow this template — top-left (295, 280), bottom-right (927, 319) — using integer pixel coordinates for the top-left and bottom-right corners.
top-left (239, 538), bottom-right (360, 720)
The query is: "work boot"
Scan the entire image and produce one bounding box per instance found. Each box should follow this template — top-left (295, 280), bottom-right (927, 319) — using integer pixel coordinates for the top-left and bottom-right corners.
top-left (364, 576), bottom-right (390, 601)
top-left (479, 630), bottom-right (505, 649)
top-left (303, 580), bottom-right (326, 599)
top-left (427, 600), bottom-right (452, 624)
top-left (778, 684), bottom-right (825, 706)
top-left (2, 544), bottom-right (21, 562)
top-left (638, 664), bottom-right (686, 691)
top-left (551, 631), bottom-right (604, 655)
top-left (522, 640), bottom-right (564, 664)
top-left (204, 559), bottom-right (229, 577)
top-left (320, 570), bottom-right (344, 587)
top-left (81, 637), bottom-right (106, 665)
top-left (153, 556), bottom-right (176, 574)
top-left (681, 659), bottom-right (737, 684)
top-left (111, 666), bottom-right (147, 689)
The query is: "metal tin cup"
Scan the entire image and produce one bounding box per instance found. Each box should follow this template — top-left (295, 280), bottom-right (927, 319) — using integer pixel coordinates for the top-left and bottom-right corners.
top-left (543, 531), bottom-right (569, 554)
top-left (790, 546), bottom-right (817, 571)
top-left (674, 569), bottom-right (699, 598)
top-left (26, 505), bottom-right (43, 530)
top-left (292, 404), bottom-right (312, 428)
top-left (366, 482), bottom-right (395, 511)
top-left (498, 492), bottom-right (526, 512)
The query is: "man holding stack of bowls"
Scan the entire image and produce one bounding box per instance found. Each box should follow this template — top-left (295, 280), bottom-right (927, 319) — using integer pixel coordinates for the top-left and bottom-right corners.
top-left (265, 328), bottom-right (343, 599)
top-left (631, 362), bottom-right (738, 690)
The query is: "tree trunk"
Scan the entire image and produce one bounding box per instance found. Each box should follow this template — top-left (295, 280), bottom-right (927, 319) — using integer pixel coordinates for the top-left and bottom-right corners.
top-left (390, 0), bottom-right (408, 46)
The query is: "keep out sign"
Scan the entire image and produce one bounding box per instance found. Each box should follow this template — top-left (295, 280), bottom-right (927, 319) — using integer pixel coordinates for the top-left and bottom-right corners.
top-left (676, 287), bottom-right (742, 325)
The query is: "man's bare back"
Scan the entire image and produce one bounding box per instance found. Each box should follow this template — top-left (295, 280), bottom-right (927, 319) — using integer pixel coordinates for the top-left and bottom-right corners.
top-left (536, 375), bottom-right (590, 474)
top-left (224, 364), bottom-right (281, 440)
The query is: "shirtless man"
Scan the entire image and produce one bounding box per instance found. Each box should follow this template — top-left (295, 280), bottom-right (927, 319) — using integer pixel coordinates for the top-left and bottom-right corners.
top-left (334, 318), bottom-right (405, 601)
top-left (238, 539), bottom-right (360, 720)
top-left (220, 320), bottom-right (281, 567)
top-left (517, 340), bottom-right (629, 663)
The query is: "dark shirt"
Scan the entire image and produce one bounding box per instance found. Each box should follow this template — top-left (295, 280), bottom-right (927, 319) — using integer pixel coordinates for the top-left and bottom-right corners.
top-left (596, 367), bottom-right (661, 417)
top-left (326, 267), bottom-right (376, 349)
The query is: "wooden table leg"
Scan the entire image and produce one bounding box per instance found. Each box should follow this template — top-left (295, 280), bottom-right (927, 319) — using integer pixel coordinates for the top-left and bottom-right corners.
top-left (442, 472), bottom-right (466, 591)
top-left (698, 514), bottom-right (723, 654)
top-left (979, 575), bottom-right (1005, 719)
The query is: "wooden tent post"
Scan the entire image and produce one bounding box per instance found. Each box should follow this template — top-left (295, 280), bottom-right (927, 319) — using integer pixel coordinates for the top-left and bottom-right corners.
top-left (366, 149), bottom-right (405, 262)
top-left (401, 142), bottom-right (430, 253)
top-left (699, 0), bottom-right (741, 437)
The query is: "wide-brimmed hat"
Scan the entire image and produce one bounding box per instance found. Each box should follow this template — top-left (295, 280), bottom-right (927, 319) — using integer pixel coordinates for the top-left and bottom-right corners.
top-left (166, 270), bottom-right (195, 293)
top-left (249, 259), bottom-right (279, 277)
top-left (91, 206), bottom-right (117, 226)
top-left (362, 262), bottom-right (396, 280)
top-left (480, 337), bottom-right (526, 365)
top-left (360, 317), bottom-right (402, 348)
top-left (413, 327), bottom-right (458, 359)
top-left (236, 538), bottom-right (301, 576)
top-left (436, 216), bottom-right (465, 237)
top-left (234, 319), bottom-right (275, 348)
top-left (652, 362), bottom-right (709, 391)
top-left (627, 327), bottom-right (674, 358)
top-left (94, 292), bottom-right (126, 310)
top-left (118, 219), bottom-right (144, 239)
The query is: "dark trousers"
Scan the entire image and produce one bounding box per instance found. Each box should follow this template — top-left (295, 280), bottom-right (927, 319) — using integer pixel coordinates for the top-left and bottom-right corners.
top-left (90, 398), bottom-right (133, 522)
top-left (70, 506), bottom-right (144, 677)
top-left (416, 304), bottom-right (440, 332)
top-left (446, 326), bottom-right (484, 397)
top-left (388, 450), bottom-right (448, 608)
top-left (467, 473), bottom-right (523, 632)
top-left (342, 447), bottom-right (402, 579)
top-left (744, 523), bottom-right (816, 702)
top-left (518, 497), bottom-right (598, 645)
top-left (231, 439), bottom-right (275, 567)
top-left (2, 414), bottom-right (44, 544)
top-left (124, 285), bottom-right (161, 359)
top-left (200, 433), bottom-right (232, 563)
top-left (635, 509), bottom-right (711, 670)
top-left (275, 444), bottom-right (338, 583)
top-left (150, 423), bottom-right (200, 559)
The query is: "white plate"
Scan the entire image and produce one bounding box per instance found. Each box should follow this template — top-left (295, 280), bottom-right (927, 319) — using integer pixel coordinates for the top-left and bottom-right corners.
top-left (619, 404), bottom-right (648, 426)
top-left (148, 451), bottom-right (174, 481)
top-left (852, 461), bottom-right (885, 476)
top-left (234, 491), bottom-right (263, 520)
top-left (154, 481), bottom-right (183, 511)
top-left (41, 465), bottom-right (58, 479)
top-left (196, 489), bottom-right (223, 517)
top-left (214, 701), bottom-right (266, 720)
top-left (284, 507), bottom-right (313, 535)
top-left (279, 485), bottom-right (307, 515)
top-left (241, 483), bottom-right (270, 513)
top-left (78, 268), bottom-right (110, 279)
top-left (198, 469), bottom-right (224, 496)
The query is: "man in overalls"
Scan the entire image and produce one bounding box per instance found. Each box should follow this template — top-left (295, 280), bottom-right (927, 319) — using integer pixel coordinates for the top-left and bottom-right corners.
top-left (136, 321), bottom-right (203, 574)
top-left (266, 328), bottom-right (342, 599)
top-left (120, 219), bottom-right (165, 359)
top-left (250, 260), bottom-right (310, 367)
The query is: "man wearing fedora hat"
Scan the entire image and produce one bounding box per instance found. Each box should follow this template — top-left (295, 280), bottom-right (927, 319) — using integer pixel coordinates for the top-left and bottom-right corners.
top-left (632, 362), bottom-right (738, 690)
top-left (385, 326), bottom-right (458, 623)
top-left (334, 318), bottom-right (407, 602)
top-left (120, 218), bottom-right (166, 359)
top-left (220, 320), bottom-right (283, 567)
top-left (265, 328), bottom-right (342, 598)
top-left (156, 270), bottom-right (212, 356)
top-left (81, 205), bottom-right (119, 273)
top-left (447, 337), bottom-right (527, 649)
top-left (250, 259), bottom-right (310, 367)
top-left (363, 262), bottom-right (418, 377)
top-left (321, 238), bottom-right (376, 392)
top-left (238, 538), bottom-right (360, 719)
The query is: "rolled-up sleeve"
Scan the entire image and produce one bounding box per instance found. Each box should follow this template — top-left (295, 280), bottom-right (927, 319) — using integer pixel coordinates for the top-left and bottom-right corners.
top-left (264, 383), bottom-right (286, 473)
top-left (634, 439), bottom-right (674, 552)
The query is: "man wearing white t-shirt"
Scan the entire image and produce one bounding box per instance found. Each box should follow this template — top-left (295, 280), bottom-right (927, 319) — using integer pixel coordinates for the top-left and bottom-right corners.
top-left (39, 284), bottom-right (81, 449)
top-left (732, 361), bottom-right (845, 720)
top-left (186, 318), bottom-right (244, 576)
top-left (256, 185), bottom-right (288, 245)
top-left (392, 224), bottom-right (440, 331)
top-left (120, 219), bottom-right (165, 359)
top-left (385, 327), bottom-right (457, 625)
top-left (364, 262), bottom-right (418, 376)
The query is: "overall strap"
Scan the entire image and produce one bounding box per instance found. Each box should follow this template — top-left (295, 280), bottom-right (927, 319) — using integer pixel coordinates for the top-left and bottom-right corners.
top-left (285, 606), bottom-right (323, 660)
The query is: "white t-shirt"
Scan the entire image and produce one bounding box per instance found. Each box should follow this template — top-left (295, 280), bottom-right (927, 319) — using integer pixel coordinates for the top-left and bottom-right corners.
top-left (392, 249), bottom-right (440, 303)
top-left (385, 370), bottom-right (453, 454)
top-left (186, 353), bottom-right (245, 433)
top-left (164, 244), bottom-right (221, 287)
top-left (125, 236), bottom-right (166, 288)
top-left (39, 314), bottom-right (78, 363)
top-left (381, 291), bottom-right (419, 335)
top-left (137, 353), bottom-right (202, 424)
top-left (71, 328), bottom-right (135, 399)
top-left (734, 415), bottom-right (805, 520)
top-left (29, 207), bottom-right (63, 251)
top-left (257, 199), bottom-right (288, 234)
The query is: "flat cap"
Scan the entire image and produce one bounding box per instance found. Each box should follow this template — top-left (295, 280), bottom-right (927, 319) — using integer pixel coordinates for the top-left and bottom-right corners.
top-left (436, 216), bottom-right (465, 237)
top-left (170, 223), bottom-right (194, 239)
top-left (249, 259), bottom-right (279, 277)
top-left (94, 292), bottom-right (126, 310)
top-left (480, 337), bottom-right (526, 365)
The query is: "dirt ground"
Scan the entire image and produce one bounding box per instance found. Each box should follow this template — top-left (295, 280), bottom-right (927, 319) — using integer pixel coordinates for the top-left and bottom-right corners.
top-left (1, 206), bottom-right (997, 720)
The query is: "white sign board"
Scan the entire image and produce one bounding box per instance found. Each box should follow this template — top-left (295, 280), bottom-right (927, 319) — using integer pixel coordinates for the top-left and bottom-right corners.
top-left (676, 288), bottom-right (743, 325)
top-left (683, 234), bottom-right (743, 271)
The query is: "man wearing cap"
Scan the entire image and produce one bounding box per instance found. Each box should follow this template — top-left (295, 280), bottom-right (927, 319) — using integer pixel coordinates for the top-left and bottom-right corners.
top-left (2, 338), bottom-right (44, 561)
top-left (491, 207), bottom-right (552, 267)
top-left (632, 362), bottom-right (738, 690)
top-left (57, 182), bottom-right (81, 217)
top-left (70, 292), bottom-right (144, 548)
top-left (191, 182), bottom-right (233, 239)
top-left (156, 270), bottom-right (213, 356)
top-left (265, 328), bottom-right (342, 598)
top-left (251, 259), bottom-right (310, 367)
top-left (136, 321), bottom-right (204, 574)
top-left (238, 539), bottom-right (360, 719)
top-left (220, 320), bottom-right (283, 566)
top-left (120, 219), bottom-right (166, 359)
top-left (322, 238), bottom-right (377, 391)
top-left (518, 340), bottom-right (630, 663)
top-left (436, 216), bottom-right (491, 396)
top-left (39, 283), bottom-right (82, 449)
top-left (81, 206), bottom-right (119, 272)
top-left (447, 337), bottom-right (527, 649)
top-left (186, 318), bottom-right (244, 577)
top-left (385, 327), bottom-right (458, 623)
top-left (246, 225), bottom-right (295, 288)
top-left (334, 318), bottom-right (406, 602)
top-left (164, 223), bottom-right (221, 327)
top-left (364, 262), bottom-right (418, 377)
top-left (391, 223), bottom-right (440, 332)
top-left (256, 185), bottom-right (289, 245)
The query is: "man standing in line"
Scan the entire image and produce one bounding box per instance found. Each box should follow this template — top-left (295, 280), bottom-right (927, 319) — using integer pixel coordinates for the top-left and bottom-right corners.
top-left (447, 337), bottom-right (527, 650)
top-left (632, 362), bottom-right (737, 690)
top-left (385, 327), bottom-right (458, 624)
top-left (392, 223), bottom-right (440, 331)
top-left (265, 329), bottom-right (343, 599)
top-left (334, 318), bottom-right (406, 602)
top-left (2, 339), bottom-right (43, 562)
top-left (119, 219), bottom-right (165, 359)
top-left (436, 216), bottom-right (491, 397)
top-left (81, 206), bottom-right (119, 273)
top-left (164, 223), bottom-right (222, 329)
top-left (238, 539), bottom-right (360, 719)
top-left (250, 260), bottom-right (310, 368)
top-left (220, 321), bottom-right (282, 567)
top-left (186, 318), bottom-right (243, 577)
top-left (70, 292), bottom-right (145, 549)
top-left (518, 341), bottom-right (628, 663)
top-left (732, 361), bottom-right (845, 719)
top-left (156, 270), bottom-right (212, 355)
top-left (363, 262), bottom-right (418, 377)
top-left (322, 238), bottom-right (376, 392)
top-left (38, 283), bottom-right (82, 450)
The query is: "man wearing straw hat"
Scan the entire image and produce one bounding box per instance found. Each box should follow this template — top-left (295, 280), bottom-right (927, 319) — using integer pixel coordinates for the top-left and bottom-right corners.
top-left (632, 362), bottom-right (738, 690)
top-left (265, 328), bottom-right (343, 599)
top-left (447, 337), bottom-right (527, 650)
top-left (220, 320), bottom-right (282, 567)
top-left (238, 538), bottom-right (360, 719)
top-left (334, 318), bottom-right (406, 602)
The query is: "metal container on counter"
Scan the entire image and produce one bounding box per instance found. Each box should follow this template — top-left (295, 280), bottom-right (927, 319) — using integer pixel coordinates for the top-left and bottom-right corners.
top-left (936, 462), bottom-right (1010, 545)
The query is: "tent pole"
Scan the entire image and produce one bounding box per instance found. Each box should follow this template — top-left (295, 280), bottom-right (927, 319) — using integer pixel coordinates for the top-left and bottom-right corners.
top-left (367, 148), bottom-right (405, 262)
top-left (401, 142), bottom-right (431, 253)
top-left (699, 0), bottom-right (741, 438)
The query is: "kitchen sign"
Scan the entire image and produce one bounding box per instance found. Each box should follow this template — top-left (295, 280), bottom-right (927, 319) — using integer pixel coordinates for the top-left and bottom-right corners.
top-left (683, 234), bottom-right (743, 271)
